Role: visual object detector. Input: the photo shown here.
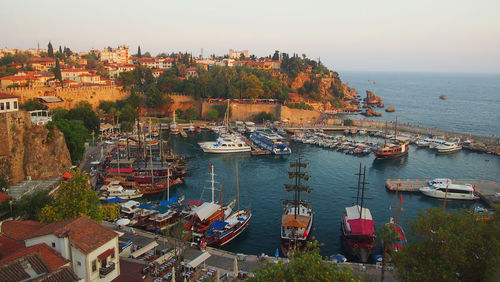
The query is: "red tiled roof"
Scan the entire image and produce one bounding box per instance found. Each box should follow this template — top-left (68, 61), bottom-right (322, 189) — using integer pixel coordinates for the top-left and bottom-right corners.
top-left (0, 191), bottom-right (11, 204)
top-left (1, 220), bottom-right (46, 241)
top-left (0, 93), bottom-right (19, 99)
top-left (0, 235), bottom-right (25, 257)
top-left (28, 57), bottom-right (56, 63)
top-left (0, 243), bottom-right (69, 271)
top-left (28, 217), bottom-right (117, 254)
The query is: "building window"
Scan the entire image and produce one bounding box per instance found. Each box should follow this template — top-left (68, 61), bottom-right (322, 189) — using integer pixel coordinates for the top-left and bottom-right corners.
top-left (92, 260), bottom-right (97, 272)
top-left (77, 261), bottom-right (81, 267)
top-left (13, 101), bottom-right (17, 109)
top-left (6, 102), bottom-right (10, 110)
top-left (0, 103), bottom-right (4, 110)
top-left (111, 251), bottom-right (115, 259)
top-left (51, 242), bottom-right (55, 248)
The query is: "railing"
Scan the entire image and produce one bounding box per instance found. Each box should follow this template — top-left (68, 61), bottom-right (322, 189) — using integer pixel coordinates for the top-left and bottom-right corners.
top-left (99, 262), bottom-right (115, 277)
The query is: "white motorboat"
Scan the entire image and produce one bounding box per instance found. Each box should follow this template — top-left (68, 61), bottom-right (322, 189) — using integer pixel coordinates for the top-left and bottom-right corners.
top-left (99, 181), bottom-right (143, 200)
top-left (198, 134), bottom-right (251, 153)
top-left (429, 139), bottom-right (447, 149)
top-left (415, 138), bottom-right (432, 147)
top-left (419, 178), bottom-right (477, 200)
top-left (436, 142), bottom-right (462, 153)
top-left (170, 111), bottom-right (179, 134)
top-left (188, 122), bottom-right (195, 132)
top-left (244, 121), bottom-right (256, 133)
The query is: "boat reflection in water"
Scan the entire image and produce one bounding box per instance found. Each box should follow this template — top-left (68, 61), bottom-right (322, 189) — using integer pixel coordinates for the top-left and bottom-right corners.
top-left (372, 154), bottom-right (408, 172)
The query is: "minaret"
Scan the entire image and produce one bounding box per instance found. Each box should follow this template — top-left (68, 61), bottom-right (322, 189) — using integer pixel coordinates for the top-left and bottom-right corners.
top-left (37, 42), bottom-right (40, 54)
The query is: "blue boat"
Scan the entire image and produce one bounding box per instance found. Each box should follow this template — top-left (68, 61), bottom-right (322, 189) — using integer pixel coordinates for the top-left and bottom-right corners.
top-left (249, 129), bottom-right (291, 155)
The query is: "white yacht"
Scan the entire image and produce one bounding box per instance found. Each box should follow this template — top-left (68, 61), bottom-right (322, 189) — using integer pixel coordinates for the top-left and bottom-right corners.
top-left (99, 181), bottom-right (143, 200)
top-left (235, 121), bottom-right (246, 133)
top-left (245, 121), bottom-right (256, 133)
top-left (170, 111), bottom-right (179, 134)
top-left (436, 142), bottom-right (462, 153)
top-left (198, 134), bottom-right (251, 153)
top-left (415, 138), bottom-right (432, 147)
top-left (419, 178), bottom-right (477, 200)
top-left (429, 139), bottom-right (447, 149)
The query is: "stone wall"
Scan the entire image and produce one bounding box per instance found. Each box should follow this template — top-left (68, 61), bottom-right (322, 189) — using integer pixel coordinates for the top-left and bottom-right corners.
top-left (1, 86), bottom-right (129, 110)
top-left (201, 102), bottom-right (281, 121)
top-left (279, 106), bottom-right (321, 123)
top-left (0, 111), bottom-right (71, 184)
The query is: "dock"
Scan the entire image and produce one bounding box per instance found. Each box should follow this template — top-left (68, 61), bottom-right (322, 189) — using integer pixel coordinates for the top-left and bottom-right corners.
top-left (386, 178), bottom-right (500, 206)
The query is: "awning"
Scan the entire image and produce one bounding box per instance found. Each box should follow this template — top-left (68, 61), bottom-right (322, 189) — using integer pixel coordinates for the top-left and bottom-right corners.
top-left (187, 252), bottom-right (211, 268)
top-left (98, 248), bottom-right (115, 260)
top-left (347, 218), bottom-right (375, 235)
top-left (159, 196), bottom-right (179, 207)
top-left (194, 202), bottom-right (220, 221)
top-left (105, 197), bottom-right (122, 203)
top-left (107, 168), bottom-right (134, 174)
top-left (138, 203), bottom-right (153, 209)
top-left (131, 241), bottom-right (159, 258)
top-left (282, 214), bottom-right (310, 228)
top-left (38, 96), bottom-right (62, 103)
top-left (63, 172), bottom-right (72, 179)
top-left (208, 220), bottom-right (228, 231)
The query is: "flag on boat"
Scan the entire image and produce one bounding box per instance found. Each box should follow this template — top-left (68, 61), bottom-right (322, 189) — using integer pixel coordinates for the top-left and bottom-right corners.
top-left (275, 248), bottom-right (279, 258)
top-left (209, 163), bottom-right (212, 171)
top-left (400, 195), bottom-right (404, 202)
top-left (303, 228), bottom-right (308, 238)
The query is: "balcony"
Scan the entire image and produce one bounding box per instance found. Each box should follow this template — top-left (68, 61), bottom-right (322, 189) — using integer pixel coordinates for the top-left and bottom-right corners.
top-left (99, 262), bottom-right (115, 277)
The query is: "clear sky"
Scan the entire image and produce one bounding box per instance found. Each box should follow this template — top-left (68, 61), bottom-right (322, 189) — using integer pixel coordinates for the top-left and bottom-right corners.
top-left (2, 0), bottom-right (499, 73)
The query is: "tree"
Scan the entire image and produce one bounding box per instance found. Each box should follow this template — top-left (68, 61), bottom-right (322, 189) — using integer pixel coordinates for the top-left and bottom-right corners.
top-left (137, 46), bottom-right (142, 58)
top-left (66, 101), bottom-right (100, 135)
top-left (20, 99), bottom-right (48, 111)
top-left (53, 59), bottom-right (62, 84)
top-left (272, 50), bottom-right (280, 61)
top-left (14, 190), bottom-right (53, 220)
top-left (39, 169), bottom-right (107, 223)
top-left (0, 172), bottom-right (8, 191)
top-left (58, 46), bottom-right (62, 54)
top-left (393, 207), bottom-right (500, 282)
top-left (47, 42), bottom-right (54, 58)
top-left (48, 119), bottom-right (88, 162)
top-left (251, 242), bottom-right (358, 281)
top-left (377, 224), bottom-right (399, 282)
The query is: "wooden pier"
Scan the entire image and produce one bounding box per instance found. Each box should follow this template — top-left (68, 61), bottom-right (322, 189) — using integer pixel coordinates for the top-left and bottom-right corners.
top-left (386, 178), bottom-right (500, 206)
top-left (179, 127), bottom-right (188, 138)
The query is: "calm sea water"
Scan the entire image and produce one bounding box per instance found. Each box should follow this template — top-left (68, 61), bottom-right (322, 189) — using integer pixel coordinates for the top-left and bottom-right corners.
top-left (339, 71), bottom-right (500, 137)
top-left (149, 72), bottom-right (500, 259)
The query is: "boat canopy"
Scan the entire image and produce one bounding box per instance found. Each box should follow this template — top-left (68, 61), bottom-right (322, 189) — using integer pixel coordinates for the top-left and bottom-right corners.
top-left (194, 202), bottom-right (221, 221)
top-left (131, 241), bottom-right (159, 258)
top-left (187, 251), bottom-right (211, 268)
top-left (159, 196), bottom-right (179, 207)
top-left (154, 206), bottom-right (169, 213)
top-left (138, 203), bottom-right (153, 209)
top-left (105, 197), bottom-right (122, 203)
top-left (209, 220), bottom-right (228, 231)
top-left (185, 200), bottom-right (203, 206)
top-left (282, 214), bottom-right (310, 228)
top-left (345, 205), bottom-right (373, 221)
top-left (108, 168), bottom-right (134, 174)
top-left (120, 200), bottom-right (140, 209)
top-left (347, 218), bottom-right (374, 236)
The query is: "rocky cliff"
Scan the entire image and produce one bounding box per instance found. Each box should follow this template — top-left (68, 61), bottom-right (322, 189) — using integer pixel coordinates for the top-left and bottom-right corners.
top-left (0, 111), bottom-right (71, 184)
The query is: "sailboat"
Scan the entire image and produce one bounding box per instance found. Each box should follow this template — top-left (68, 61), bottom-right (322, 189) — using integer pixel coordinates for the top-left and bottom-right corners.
top-left (170, 111), bottom-right (180, 135)
top-left (184, 164), bottom-right (235, 234)
top-left (205, 163), bottom-right (252, 246)
top-left (280, 155), bottom-right (313, 257)
top-left (372, 117), bottom-right (409, 159)
top-left (341, 164), bottom-right (376, 263)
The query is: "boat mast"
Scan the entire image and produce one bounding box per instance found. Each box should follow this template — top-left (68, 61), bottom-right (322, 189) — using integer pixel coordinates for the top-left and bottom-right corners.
top-left (220, 184), bottom-right (223, 211)
top-left (283, 154), bottom-right (311, 219)
top-left (360, 166), bottom-right (366, 219)
top-left (211, 164), bottom-right (215, 203)
top-left (149, 118), bottom-right (154, 185)
top-left (356, 163), bottom-right (362, 206)
top-left (394, 180), bottom-right (399, 224)
top-left (236, 162), bottom-right (239, 214)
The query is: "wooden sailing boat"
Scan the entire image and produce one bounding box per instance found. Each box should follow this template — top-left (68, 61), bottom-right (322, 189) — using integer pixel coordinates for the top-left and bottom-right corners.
top-left (372, 117), bottom-right (409, 159)
top-left (341, 164), bottom-right (376, 263)
top-left (205, 162), bottom-right (252, 247)
top-left (280, 155), bottom-right (313, 257)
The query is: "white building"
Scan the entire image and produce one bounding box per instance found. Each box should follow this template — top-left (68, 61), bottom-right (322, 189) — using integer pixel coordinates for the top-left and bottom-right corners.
top-left (101, 45), bottom-right (130, 65)
top-left (20, 217), bottom-right (120, 282)
top-left (0, 93), bottom-right (19, 113)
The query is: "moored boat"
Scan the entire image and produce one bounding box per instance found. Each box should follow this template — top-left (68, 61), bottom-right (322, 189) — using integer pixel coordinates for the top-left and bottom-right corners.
top-left (280, 156), bottom-right (313, 257)
top-left (419, 178), bottom-right (477, 200)
top-left (99, 181), bottom-right (143, 200)
top-left (436, 142), bottom-right (462, 153)
top-left (372, 142), bottom-right (409, 159)
top-left (341, 165), bottom-right (375, 263)
top-left (198, 134), bottom-right (251, 154)
top-left (250, 129), bottom-right (291, 155)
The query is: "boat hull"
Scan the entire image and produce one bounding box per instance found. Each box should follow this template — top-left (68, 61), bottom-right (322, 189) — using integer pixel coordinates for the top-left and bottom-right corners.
top-left (206, 213), bottom-right (252, 247)
top-left (419, 187), bottom-right (477, 200)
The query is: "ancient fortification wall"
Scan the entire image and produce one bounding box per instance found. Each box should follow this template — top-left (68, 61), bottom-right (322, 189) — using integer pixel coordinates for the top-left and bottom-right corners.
top-left (279, 106), bottom-right (321, 123)
top-left (2, 86), bottom-right (129, 109)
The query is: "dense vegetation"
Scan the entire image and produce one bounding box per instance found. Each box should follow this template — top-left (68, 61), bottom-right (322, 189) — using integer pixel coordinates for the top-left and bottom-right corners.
top-left (98, 91), bottom-right (141, 131)
top-left (39, 169), bottom-right (119, 223)
top-left (46, 101), bottom-right (100, 162)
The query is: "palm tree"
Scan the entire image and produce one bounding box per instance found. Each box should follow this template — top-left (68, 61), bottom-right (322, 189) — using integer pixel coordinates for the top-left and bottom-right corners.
top-left (377, 224), bottom-right (399, 282)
